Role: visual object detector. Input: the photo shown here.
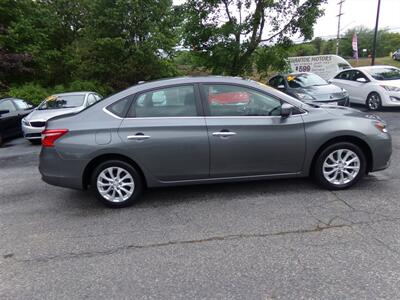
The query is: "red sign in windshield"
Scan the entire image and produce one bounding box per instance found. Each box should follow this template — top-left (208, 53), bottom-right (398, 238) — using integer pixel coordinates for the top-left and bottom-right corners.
top-left (208, 92), bottom-right (250, 104)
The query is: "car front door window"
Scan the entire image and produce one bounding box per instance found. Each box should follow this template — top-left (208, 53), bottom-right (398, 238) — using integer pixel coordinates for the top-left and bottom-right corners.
top-left (203, 85), bottom-right (282, 117)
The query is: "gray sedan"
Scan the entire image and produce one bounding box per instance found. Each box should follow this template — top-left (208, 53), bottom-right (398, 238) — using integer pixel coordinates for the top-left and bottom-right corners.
top-left (269, 72), bottom-right (350, 106)
top-left (39, 77), bottom-right (392, 208)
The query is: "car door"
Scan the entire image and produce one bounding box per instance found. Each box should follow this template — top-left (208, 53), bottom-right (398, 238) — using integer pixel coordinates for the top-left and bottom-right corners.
top-left (117, 84), bottom-right (209, 181)
top-left (0, 99), bottom-right (20, 137)
top-left (348, 70), bottom-right (370, 103)
top-left (200, 83), bottom-right (306, 177)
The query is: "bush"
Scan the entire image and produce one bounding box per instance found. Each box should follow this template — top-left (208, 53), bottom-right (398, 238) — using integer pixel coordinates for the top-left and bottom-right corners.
top-left (6, 80), bottom-right (114, 105)
top-left (7, 83), bottom-right (49, 105)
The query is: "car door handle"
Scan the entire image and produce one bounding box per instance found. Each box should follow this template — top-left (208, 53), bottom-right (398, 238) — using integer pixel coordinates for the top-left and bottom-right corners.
top-left (212, 131), bottom-right (237, 137)
top-left (127, 134), bottom-right (151, 140)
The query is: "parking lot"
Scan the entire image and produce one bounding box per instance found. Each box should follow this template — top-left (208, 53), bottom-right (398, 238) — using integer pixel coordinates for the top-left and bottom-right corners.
top-left (1, 109), bottom-right (400, 299)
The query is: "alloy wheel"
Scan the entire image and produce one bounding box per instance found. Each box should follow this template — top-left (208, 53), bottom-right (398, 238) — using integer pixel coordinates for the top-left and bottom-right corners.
top-left (322, 149), bottom-right (360, 185)
top-left (367, 94), bottom-right (380, 110)
top-left (96, 167), bottom-right (135, 202)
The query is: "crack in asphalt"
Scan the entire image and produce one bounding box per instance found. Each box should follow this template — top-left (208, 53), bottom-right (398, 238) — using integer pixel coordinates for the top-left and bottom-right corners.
top-left (4, 223), bottom-right (352, 264)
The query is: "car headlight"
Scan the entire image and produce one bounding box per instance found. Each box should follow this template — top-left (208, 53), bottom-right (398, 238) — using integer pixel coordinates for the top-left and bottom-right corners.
top-left (22, 118), bottom-right (30, 126)
top-left (381, 85), bottom-right (400, 92)
top-left (295, 92), bottom-right (314, 100)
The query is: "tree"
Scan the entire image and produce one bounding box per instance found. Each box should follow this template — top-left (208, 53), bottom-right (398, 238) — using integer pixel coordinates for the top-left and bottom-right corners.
top-left (182, 0), bottom-right (327, 75)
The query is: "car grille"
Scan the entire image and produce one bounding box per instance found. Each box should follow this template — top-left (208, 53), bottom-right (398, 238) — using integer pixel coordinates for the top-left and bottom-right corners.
top-left (30, 121), bottom-right (46, 127)
top-left (25, 133), bottom-right (42, 138)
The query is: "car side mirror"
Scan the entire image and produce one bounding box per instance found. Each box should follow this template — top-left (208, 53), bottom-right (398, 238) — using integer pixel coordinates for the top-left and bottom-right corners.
top-left (0, 109), bottom-right (10, 116)
top-left (277, 84), bottom-right (285, 89)
top-left (281, 103), bottom-right (294, 119)
top-left (356, 77), bottom-right (367, 83)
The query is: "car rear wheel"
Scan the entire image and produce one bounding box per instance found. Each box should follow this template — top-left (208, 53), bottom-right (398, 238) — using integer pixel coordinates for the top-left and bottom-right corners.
top-left (366, 92), bottom-right (382, 111)
top-left (91, 160), bottom-right (144, 208)
top-left (314, 142), bottom-right (366, 190)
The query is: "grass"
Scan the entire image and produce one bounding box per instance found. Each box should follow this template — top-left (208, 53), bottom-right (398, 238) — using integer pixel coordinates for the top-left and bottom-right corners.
top-left (347, 57), bottom-right (400, 68)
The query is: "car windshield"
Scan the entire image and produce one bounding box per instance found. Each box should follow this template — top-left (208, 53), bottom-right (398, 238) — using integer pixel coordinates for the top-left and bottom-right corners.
top-left (365, 67), bottom-right (400, 81)
top-left (287, 73), bottom-right (327, 88)
top-left (38, 95), bottom-right (85, 110)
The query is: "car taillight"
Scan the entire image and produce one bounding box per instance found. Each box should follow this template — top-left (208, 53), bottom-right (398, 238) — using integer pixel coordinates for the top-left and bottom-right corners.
top-left (41, 129), bottom-right (68, 147)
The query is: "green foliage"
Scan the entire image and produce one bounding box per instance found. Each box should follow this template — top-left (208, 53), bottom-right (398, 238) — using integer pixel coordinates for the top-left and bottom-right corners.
top-left (182, 0), bottom-right (327, 76)
top-left (0, 0), bottom-right (180, 94)
top-left (7, 83), bottom-right (49, 105)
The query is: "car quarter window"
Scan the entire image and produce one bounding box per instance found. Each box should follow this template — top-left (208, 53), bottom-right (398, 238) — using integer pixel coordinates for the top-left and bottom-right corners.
top-left (87, 94), bottom-right (97, 106)
top-left (269, 76), bottom-right (285, 88)
top-left (106, 97), bottom-right (131, 118)
top-left (202, 84), bottom-right (282, 117)
top-left (352, 70), bottom-right (368, 81)
top-left (0, 100), bottom-right (16, 112)
top-left (128, 85), bottom-right (197, 118)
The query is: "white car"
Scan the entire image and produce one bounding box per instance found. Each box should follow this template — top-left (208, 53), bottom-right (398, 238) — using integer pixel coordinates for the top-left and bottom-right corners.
top-left (22, 92), bottom-right (102, 144)
top-left (330, 66), bottom-right (400, 111)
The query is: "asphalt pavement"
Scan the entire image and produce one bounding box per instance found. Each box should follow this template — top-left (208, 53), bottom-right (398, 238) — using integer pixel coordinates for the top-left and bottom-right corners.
top-left (1, 109), bottom-right (400, 299)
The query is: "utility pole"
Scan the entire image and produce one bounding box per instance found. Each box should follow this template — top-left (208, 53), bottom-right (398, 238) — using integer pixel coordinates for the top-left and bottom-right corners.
top-left (371, 0), bottom-right (382, 65)
top-left (336, 0), bottom-right (345, 55)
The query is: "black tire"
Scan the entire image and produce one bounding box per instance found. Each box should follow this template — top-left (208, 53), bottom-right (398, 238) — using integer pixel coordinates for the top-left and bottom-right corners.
top-left (366, 92), bottom-right (382, 111)
top-left (29, 139), bottom-right (42, 145)
top-left (91, 160), bottom-right (144, 208)
top-left (314, 142), bottom-right (366, 190)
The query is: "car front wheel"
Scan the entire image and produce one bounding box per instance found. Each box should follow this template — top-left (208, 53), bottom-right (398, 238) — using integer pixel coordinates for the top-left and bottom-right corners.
top-left (366, 92), bottom-right (382, 111)
top-left (314, 142), bottom-right (366, 190)
top-left (91, 160), bottom-right (144, 208)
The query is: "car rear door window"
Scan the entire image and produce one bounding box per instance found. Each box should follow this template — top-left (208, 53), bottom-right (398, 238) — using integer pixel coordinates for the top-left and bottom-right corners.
top-left (202, 84), bottom-right (282, 117)
top-left (129, 85), bottom-right (197, 118)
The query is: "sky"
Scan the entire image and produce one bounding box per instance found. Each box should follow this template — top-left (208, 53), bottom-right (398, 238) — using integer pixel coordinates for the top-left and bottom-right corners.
top-left (172, 0), bottom-right (400, 41)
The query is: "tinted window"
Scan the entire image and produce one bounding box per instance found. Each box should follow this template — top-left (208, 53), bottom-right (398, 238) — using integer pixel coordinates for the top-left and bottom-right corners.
top-left (269, 76), bottom-right (285, 88)
top-left (130, 85), bottom-right (197, 118)
top-left (352, 70), bottom-right (368, 82)
top-left (38, 95), bottom-right (85, 110)
top-left (13, 99), bottom-right (33, 110)
top-left (107, 97), bottom-right (130, 117)
top-left (0, 100), bottom-right (16, 112)
top-left (203, 85), bottom-right (282, 117)
top-left (335, 71), bottom-right (352, 80)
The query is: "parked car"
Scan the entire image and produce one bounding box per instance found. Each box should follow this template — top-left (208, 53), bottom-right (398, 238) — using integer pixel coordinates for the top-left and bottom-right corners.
top-left (330, 66), bottom-right (400, 111)
top-left (392, 49), bottom-right (400, 61)
top-left (39, 77), bottom-right (392, 208)
top-left (268, 72), bottom-right (349, 106)
top-left (0, 98), bottom-right (35, 145)
top-left (22, 92), bottom-right (102, 144)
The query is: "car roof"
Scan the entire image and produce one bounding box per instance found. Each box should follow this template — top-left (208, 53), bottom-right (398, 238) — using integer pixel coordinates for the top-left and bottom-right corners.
top-left (51, 92), bottom-right (95, 97)
top-left (353, 65), bottom-right (397, 71)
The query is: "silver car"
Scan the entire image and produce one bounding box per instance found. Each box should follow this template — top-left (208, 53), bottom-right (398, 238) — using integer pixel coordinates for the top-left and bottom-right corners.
top-left (22, 92), bottom-right (102, 144)
top-left (39, 77), bottom-right (392, 208)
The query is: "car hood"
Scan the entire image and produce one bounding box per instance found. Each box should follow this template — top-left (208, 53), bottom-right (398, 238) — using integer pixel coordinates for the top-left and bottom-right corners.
top-left (377, 79), bottom-right (400, 88)
top-left (319, 105), bottom-right (383, 121)
top-left (300, 84), bottom-right (346, 101)
top-left (25, 107), bottom-right (83, 121)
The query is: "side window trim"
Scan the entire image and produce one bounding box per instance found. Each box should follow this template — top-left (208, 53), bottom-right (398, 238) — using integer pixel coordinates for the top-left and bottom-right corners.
top-left (104, 95), bottom-right (134, 119)
top-left (127, 83), bottom-right (203, 118)
top-left (198, 82), bottom-right (304, 117)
